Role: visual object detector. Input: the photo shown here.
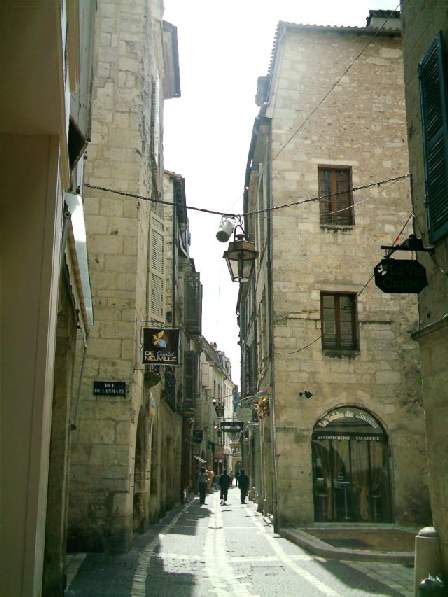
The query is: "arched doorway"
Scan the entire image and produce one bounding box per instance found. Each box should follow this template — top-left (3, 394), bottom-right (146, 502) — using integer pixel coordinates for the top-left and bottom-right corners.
top-left (311, 406), bottom-right (392, 523)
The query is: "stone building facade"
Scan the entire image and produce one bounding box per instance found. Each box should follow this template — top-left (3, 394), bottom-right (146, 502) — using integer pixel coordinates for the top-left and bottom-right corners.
top-left (67, 0), bottom-right (184, 553)
top-left (401, 0), bottom-right (448, 572)
top-left (193, 339), bottom-right (235, 480)
top-left (239, 12), bottom-right (431, 530)
top-left (0, 3), bottom-right (95, 595)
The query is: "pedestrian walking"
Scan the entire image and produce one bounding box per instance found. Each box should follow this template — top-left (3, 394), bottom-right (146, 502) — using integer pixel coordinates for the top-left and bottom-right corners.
top-left (238, 469), bottom-right (249, 504)
top-left (198, 467), bottom-right (208, 505)
top-left (235, 471), bottom-right (240, 487)
top-left (219, 469), bottom-right (231, 505)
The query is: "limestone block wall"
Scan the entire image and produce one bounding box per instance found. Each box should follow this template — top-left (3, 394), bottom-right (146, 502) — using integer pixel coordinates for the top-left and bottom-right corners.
top-left (402, 1), bottom-right (448, 569)
top-left (67, 0), bottom-right (168, 552)
top-left (268, 27), bottom-right (430, 526)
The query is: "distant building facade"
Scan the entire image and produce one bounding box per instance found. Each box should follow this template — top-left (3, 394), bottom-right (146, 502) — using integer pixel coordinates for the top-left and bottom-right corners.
top-left (239, 12), bottom-right (431, 529)
top-left (194, 339), bottom-right (236, 479)
top-left (401, 0), bottom-right (448, 572)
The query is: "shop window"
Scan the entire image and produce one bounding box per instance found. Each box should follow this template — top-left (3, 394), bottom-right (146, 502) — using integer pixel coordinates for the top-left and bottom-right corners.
top-left (312, 407), bottom-right (392, 523)
top-left (419, 32), bottom-right (448, 242)
top-left (320, 292), bottom-right (358, 352)
top-left (319, 166), bottom-right (354, 226)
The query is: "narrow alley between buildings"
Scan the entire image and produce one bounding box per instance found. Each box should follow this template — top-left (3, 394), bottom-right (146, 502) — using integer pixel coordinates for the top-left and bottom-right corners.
top-left (67, 487), bottom-right (413, 597)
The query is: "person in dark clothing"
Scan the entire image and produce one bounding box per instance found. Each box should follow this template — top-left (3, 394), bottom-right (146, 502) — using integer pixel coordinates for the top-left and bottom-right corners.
top-left (198, 467), bottom-right (208, 505)
top-left (219, 469), bottom-right (231, 504)
top-left (239, 470), bottom-right (249, 504)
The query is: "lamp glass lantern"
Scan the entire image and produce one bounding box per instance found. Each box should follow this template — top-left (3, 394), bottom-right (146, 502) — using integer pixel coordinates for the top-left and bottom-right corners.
top-left (223, 235), bottom-right (258, 283)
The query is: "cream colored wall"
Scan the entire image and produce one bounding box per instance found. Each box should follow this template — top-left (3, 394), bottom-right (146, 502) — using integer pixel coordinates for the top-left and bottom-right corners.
top-left (0, 134), bottom-right (62, 596)
top-left (268, 29), bottom-right (429, 526)
top-left (67, 0), bottom-right (170, 552)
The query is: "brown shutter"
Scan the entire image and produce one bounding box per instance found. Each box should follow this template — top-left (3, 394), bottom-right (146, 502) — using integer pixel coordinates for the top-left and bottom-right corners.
top-left (319, 168), bottom-right (332, 224)
top-left (148, 212), bottom-right (166, 322)
top-left (334, 169), bottom-right (353, 225)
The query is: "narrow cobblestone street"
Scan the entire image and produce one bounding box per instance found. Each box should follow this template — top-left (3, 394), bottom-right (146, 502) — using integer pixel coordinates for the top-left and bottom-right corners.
top-left (67, 488), bottom-right (414, 597)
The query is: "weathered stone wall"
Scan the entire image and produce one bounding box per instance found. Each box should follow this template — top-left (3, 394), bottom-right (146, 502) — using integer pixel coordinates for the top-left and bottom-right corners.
top-left (67, 0), bottom-right (168, 552)
top-left (402, 0), bottom-right (448, 570)
top-left (267, 27), bottom-right (430, 527)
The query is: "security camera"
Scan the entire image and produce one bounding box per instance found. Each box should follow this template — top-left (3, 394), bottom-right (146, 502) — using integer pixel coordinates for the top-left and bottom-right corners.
top-left (216, 217), bottom-right (235, 242)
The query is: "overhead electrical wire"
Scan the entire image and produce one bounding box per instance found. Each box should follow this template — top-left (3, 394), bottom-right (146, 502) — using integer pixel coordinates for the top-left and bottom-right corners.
top-left (271, 3), bottom-right (401, 163)
top-left (85, 173), bottom-right (409, 219)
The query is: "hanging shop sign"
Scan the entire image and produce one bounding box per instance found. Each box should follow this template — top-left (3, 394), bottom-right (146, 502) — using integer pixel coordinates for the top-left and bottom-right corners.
top-left (220, 421), bottom-right (244, 433)
top-left (142, 327), bottom-right (180, 365)
top-left (93, 381), bottom-right (126, 397)
top-left (193, 430), bottom-right (204, 443)
top-left (374, 258), bottom-right (428, 294)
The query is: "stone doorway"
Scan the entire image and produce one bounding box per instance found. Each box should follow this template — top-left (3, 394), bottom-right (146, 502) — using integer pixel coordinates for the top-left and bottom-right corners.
top-left (311, 407), bottom-right (392, 523)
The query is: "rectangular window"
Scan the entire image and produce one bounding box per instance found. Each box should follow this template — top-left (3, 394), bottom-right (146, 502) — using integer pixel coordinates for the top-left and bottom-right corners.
top-left (419, 33), bottom-right (448, 242)
top-left (321, 292), bottom-right (358, 351)
top-left (319, 166), bottom-right (354, 226)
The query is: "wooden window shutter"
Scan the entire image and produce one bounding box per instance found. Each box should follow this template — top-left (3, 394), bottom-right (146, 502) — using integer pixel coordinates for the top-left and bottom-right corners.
top-left (183, 351), bottom-right (198, 412)
top-left (148, 212), bottom-right (165, 321)
top-left (321, 293), bottom-right (358, 351)
top-left (419, 32), bottom-right (448, 242)
top-left (319, 168), bottom-right (332, 223)
top-left (319, 167), bottom-right (353, 226)
top-left (184, 268), bottom-right (202, 335)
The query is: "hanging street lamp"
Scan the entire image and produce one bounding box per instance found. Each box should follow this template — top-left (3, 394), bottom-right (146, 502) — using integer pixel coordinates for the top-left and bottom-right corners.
top-left (223, 233), bottom-right (258, 283)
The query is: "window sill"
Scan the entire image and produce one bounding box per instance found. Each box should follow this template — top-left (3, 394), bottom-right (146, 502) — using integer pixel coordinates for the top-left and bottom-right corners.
top-left (322, 349), bottom-right (360, 359)
top-left (320, 224), bottom-right (354, 231)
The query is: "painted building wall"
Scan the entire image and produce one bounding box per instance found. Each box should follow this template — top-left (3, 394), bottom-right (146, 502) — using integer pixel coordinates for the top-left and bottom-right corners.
top-left (401, 0), bottom-right (448, 571)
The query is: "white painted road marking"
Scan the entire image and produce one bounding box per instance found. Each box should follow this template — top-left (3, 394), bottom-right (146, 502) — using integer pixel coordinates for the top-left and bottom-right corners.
top-left (243, 504), bottom-right (339, 597)
top-left (205, 493), bottom-right (259, 597)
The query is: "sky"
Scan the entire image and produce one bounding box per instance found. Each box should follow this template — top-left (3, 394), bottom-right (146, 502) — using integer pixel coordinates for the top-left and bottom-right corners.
top-left (163, 0), bottom-right (398, 388)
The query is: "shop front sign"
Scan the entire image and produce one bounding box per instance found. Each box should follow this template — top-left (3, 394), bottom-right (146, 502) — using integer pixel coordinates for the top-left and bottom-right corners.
top-left (317, 407), bottom-right (379, 429)
top-left (142, 327), bottom-right (180, 365)
top-left (374, 258), bottom-right (428, 293)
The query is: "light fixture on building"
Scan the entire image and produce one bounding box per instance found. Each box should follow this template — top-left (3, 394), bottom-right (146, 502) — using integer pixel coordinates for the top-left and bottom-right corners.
top-left (299, 390), bottom-right (313, 400)
top-left (216, 216), bottom-right (236, 242)
top-left (222, 218), bottom-right (258, 283)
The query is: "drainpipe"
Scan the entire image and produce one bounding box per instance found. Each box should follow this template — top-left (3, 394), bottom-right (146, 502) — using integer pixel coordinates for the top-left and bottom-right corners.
top-left (172, 191), bottom-right (176, 327)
